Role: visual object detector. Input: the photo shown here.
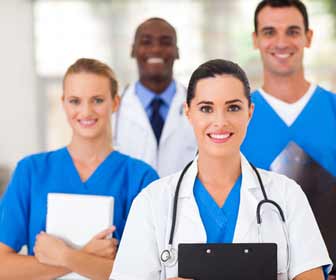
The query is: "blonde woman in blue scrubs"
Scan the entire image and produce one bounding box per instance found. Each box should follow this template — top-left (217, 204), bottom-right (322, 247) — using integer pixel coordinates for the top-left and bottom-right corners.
top-left (0, 58), bottom-right (158, 279)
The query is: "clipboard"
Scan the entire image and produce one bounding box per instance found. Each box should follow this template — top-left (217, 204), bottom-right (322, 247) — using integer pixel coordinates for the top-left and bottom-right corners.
top-left (270, 141), bottom-right (336, 273)
top-left (178, 243), bottom-right (277, 280)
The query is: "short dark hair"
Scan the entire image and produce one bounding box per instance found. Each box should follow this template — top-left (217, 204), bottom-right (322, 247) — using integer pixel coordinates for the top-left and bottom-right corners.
top-left (254, 0), bottom-right (309, 33)
top-left (133, 17), bottom-right (177, 43)
top-left (186, 59), bottom-right (251, 107)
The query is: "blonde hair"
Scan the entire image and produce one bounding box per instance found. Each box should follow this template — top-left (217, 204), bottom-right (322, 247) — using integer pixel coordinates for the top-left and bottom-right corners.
top-left (63, 58), bottom-right (118, 98)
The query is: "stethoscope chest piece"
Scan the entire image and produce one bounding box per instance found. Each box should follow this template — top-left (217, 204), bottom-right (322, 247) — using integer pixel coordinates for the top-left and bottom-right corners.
top-left (160, 246), bottom-right (177, 267)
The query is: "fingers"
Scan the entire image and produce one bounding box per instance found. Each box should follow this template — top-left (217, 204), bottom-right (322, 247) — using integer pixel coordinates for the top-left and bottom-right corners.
top-left (93, 226), bottom-right (116, 240)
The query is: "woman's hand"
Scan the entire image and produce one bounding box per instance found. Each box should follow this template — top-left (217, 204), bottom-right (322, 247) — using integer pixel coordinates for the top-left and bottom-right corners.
top-left (34, 231), bottom-right (70, 267)
top-left (82, 226), bottom-right (118, 259)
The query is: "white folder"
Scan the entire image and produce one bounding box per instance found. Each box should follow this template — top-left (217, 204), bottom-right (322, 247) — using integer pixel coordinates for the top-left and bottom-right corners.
top-left (46, 193), bottom-right (114, 280)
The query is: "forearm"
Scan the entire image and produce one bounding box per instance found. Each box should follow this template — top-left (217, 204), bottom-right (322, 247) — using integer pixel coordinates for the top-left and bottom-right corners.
top-left (63, 249), bottom-right (113, 280)
top-left (0, 254), bottom-right (70, 280)
top-left (294, 267), bottom-right (324, 280)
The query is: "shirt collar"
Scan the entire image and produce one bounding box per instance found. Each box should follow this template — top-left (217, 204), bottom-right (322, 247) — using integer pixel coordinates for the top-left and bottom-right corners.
top-left (135, 80), bottom-right (176, 109)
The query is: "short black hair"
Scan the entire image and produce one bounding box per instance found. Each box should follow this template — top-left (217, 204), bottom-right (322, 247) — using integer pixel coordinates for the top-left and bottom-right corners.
top-left (186, 59), bottom-right (251, 107)
top-left (254, 0), bottom-right (309, 33)
top-left (133, 17), bottom-right (177, 43)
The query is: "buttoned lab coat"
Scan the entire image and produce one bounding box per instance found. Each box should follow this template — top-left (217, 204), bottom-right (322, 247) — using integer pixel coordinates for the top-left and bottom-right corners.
top-left (111, 154), bottom-right (332, 280)
top-left (112, 82), bottom-right (197, 177)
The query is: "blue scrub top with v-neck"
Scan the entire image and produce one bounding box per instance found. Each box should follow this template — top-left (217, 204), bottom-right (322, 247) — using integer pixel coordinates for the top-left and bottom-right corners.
top-left (0, 147), bottom-right (158, 255)
top-left (193, 175), bottom-right (242, 243)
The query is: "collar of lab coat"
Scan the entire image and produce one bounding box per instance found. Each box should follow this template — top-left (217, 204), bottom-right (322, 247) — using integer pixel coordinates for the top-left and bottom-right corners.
top-left (177, 152), bottom-right (263, 241)
top-left (122, 81), bottom-right (187, 142)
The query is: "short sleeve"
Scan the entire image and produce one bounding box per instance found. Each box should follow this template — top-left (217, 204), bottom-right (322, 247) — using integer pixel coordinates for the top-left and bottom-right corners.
top-left (139, 167), bottom-right (159, 191)
top-left (0, 159), bottom-right (31, 252)
top-left (111, 191), bottom-right (161, 280)
top-left (286, 182), bottom-right (332, 279)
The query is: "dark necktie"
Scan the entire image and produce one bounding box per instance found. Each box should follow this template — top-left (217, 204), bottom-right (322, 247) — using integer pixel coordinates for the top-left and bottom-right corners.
top-left (150, 98), bottom-right (164, 143)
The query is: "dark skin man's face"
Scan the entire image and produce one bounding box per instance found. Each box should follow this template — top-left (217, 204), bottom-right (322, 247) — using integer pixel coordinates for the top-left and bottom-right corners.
top-left (131, 20), bottom-right (179, 86)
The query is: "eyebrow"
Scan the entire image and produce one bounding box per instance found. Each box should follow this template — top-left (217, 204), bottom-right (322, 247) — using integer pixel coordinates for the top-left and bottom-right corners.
top-left (260, 25), bottom-right (302, 32)
top-left (196, 99), bottom-right (243, 105)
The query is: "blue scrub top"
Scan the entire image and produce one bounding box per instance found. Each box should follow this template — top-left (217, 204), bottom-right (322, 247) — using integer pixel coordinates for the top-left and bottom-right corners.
top-left (194, 175), bottom-right (242, 243)
top-left (241, 86), bottom-right (336, 176)
top-left (0, 147), bottom-right (158, 255)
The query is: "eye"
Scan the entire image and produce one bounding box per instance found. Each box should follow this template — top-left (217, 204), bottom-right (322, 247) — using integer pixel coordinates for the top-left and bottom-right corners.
top-left (262, 29), bottom-right (275, 37)
top-left (139, 37), bottom-right (152, 46)
top-left (287, 29), bottom-right (300, 37)
top-left (94, 97), bottom-right (104, 104)
top-left (228, 104), bottom-right (241, 112)
top-left (69, 98), bottom-right (80, 105)
top-left (200, 105), bottom-right (213, 113)
top-left (160, 37), bottom-right (174, 46)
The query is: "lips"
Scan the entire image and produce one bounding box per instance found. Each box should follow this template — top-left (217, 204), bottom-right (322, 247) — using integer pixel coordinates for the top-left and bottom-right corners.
top-left (208, 132), bottom-right (233, 143)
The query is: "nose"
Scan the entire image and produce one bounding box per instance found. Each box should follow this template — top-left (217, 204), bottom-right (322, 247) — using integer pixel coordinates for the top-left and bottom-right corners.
top-left (274, 33), bottom-right (289, 49)
top-left (149, 40), bottom-right (162, 54)
top-left (81, 101), bottom-right (93, 116)
top-left (213, 111), bottom-right (229, 127)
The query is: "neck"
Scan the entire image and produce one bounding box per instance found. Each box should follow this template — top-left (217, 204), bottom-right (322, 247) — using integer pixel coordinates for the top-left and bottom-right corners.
top-left (68, 135), bottom-right (113, 163)
top-left (140, 78), bottom-right (172, 94)
top-left (263, 70), bottom-right (310, 103)
top-left (197, 151), bottom-right (242, 190)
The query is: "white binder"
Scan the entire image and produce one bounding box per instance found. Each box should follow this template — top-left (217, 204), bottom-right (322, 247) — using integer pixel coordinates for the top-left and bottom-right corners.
top-left (46, 193), bottom-right (114, 279)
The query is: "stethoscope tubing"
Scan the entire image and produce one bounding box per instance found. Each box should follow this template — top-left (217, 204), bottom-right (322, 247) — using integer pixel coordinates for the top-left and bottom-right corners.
top-left (162, 159), bottom-right (289, 270)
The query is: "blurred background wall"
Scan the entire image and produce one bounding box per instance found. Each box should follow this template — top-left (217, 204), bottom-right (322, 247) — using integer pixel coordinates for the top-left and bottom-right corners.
top-left (0, 0), bottom-right (335, 194)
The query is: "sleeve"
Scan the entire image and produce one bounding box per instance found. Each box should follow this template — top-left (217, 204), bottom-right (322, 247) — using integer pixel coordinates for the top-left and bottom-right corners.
top-left (0, 159), bottom-right (31, 252)
top-left (139, 167), bottom-right (159, 191)
top-left (111, 191), bottom-right (161, 280)
top-left (285, 180), bottom-right (332, 279)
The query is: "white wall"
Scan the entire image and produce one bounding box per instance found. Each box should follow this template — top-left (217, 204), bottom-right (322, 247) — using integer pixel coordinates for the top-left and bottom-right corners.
top-left (0, 0), bottom-right (39, 169)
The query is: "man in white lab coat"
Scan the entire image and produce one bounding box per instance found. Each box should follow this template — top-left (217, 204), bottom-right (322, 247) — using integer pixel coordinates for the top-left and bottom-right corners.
top-left (113, 18), bottom-right (197, 177)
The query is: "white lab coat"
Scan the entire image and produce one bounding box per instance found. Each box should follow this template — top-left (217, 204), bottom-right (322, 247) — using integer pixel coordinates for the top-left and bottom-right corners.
top-left (111, 154), bottom-right (332, 280)
top-left (112, 82), bottom-right (197, 177)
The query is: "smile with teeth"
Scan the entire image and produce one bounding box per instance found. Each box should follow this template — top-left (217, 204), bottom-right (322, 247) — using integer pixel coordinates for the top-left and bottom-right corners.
top-left (147, 57), bottom-right (164, 64)
top-left (208, 132), bottom-right (233, 142)
top-left (273, 53), bottom-right (291, 59)
top-left (79, 119), bottom-right (97, 127)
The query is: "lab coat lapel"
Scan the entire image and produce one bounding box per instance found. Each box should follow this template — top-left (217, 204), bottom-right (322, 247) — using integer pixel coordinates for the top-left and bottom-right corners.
top-left (233, 155), bottom-right (260, 242)
top-left (120, 83), bottom-right (154, 132)
top-left (175, 159), bottom-right (207, 244)
top-left (160, 83), bottom-right (186, 144)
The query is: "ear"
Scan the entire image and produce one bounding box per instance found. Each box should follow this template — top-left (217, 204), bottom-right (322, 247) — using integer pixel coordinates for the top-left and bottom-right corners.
top-left (305, 29), bottom-right (313, 48)
top-left (252, 32), bottom-right (259, 49)
top-left (175, 47), bottom-right (180, 60)
top-left (112, 95), bottom-right (120, 113)
top-left (184, 102), bottom-right (191, 120)
top-left (131, 44), bottom-right (135, 58)
top-left (61, 94), bottom-right (65, 109)
top-left (248, 103), bottom-right (255, 122)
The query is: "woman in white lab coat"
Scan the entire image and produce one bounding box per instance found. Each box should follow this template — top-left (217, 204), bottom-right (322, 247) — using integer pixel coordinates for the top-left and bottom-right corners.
top-left (111, 59), bottom-right (332, 280)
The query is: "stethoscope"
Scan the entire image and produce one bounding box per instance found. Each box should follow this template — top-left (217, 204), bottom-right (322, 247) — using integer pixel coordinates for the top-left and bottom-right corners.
top-left (160, 160), bottom-right (291, 273)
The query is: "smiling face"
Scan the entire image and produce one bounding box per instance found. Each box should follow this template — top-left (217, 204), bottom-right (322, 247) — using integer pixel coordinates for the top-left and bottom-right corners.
top-left (185, 75), bottom-right (253, 159)
top-left (131, 19), bottom-right (179, 85)
top-left (253, 6), bottom-right (312, 77)
top-left (63, 72), bottom-right (119, 141)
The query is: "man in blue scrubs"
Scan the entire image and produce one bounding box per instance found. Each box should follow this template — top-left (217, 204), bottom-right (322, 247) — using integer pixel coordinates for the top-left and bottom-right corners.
top-left (241, 0), bottom-right (336, 277)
